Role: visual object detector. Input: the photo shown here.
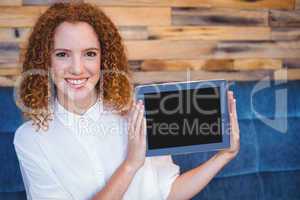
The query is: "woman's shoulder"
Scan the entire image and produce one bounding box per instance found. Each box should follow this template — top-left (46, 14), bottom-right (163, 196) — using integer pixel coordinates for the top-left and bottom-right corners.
top-left (13, 120), bottom-right (42, 149)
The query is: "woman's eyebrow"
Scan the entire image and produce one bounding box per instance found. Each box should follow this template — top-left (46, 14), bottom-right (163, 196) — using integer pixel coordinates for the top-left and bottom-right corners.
top-left (84, 48), bottom-right (100, 51)
top-left (53, 48), bottom-right (71, 52)
top-left (53, 48), bottom-right (100, 52)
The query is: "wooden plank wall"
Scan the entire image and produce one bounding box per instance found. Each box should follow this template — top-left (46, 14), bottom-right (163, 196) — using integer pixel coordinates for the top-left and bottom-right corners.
top-left (1, 0), bottom-right (300, 86)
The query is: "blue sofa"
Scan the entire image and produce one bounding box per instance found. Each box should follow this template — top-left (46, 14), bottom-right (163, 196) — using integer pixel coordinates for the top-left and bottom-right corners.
top-left (1, 80), bottom-right (300, 200)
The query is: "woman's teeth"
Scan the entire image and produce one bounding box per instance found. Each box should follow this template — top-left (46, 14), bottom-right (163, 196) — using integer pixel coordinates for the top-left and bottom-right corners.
top-left (65, 78), bottom-right (88, 87)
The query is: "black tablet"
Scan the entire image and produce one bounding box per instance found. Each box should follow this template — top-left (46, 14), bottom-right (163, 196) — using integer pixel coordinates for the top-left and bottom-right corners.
top-left (134, 79), bottom-right (230, 156)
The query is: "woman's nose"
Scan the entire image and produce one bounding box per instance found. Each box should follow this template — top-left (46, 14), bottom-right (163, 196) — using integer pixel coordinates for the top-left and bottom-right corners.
top-left (70, 54), bottom-right (84, 75)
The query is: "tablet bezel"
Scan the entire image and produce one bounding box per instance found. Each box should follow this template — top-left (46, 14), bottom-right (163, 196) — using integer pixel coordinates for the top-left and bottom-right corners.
top-left (134, 79), bottom-right (230, 156)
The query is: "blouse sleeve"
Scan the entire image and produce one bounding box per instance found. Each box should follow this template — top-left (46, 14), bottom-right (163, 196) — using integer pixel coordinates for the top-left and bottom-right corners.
top-left (150, 155), bottom-right (180, 200)
top-left (13, 123), bottom-right (73, 200)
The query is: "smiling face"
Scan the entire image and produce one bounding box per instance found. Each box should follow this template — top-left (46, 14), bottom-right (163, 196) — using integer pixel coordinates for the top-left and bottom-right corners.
top-left (50, 21), bottom-right (101, 110)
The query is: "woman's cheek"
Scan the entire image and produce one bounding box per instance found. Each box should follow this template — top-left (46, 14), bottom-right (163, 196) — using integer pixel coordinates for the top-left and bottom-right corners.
top-left (50, 65), bottom-right (67, 88)
top-left (85, 59), bottom-right (100, 74)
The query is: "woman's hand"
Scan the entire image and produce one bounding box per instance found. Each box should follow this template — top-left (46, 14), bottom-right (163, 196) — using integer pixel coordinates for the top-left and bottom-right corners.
top-left (218, 91), bottom-right (240, 160)
top-left (124, 100), bottom-right (147, 172)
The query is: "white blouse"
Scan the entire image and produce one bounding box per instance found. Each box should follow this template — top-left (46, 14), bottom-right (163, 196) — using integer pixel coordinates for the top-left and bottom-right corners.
top-left (13, 99), bottom-right (180, 200)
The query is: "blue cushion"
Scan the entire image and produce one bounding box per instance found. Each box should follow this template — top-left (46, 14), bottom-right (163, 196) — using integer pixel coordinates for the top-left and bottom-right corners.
top-left (193, 170), bottom-right (300, 200)
top-left (230, 80), bottom-right (300, 119)
top-left (0, 191), bottom-right (26, 200)
top-left (0, 87), bottom-right (23, 133)
top-left (0, 132), bottom-right (24, 192)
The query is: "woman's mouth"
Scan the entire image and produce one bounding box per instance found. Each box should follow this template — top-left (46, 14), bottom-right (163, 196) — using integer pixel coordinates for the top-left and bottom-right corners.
top-left (65, 78), bottom-right (88, 89)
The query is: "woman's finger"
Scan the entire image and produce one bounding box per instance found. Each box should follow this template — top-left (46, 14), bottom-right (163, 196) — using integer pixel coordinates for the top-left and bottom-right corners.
top-left (135, 103), bottom-right (144, 138)
top-left (228, 94), bottom-right (234, 132)
top-left (229, 93), bottom-right (238, 137)
top-left (231, 99), bottom-right (238, 128)
top-left (144, 118), bottom-right (147, 138)
top-left (227, 91), bottom-right (232, 114)
top-left (127, 101), bottom-right (134, 125)
top-left (129, 103), bottom-right (140, 139)
top-left (230, 92), bottom-right (235, 114)
top-left (232, 99), bottom-right (240, 138)
top-left (139, 117), bottom-right (147, 146)
top-left (228, 91), bottom-right (234, 114)
top-left (229, 99), bottom-right (240, 150)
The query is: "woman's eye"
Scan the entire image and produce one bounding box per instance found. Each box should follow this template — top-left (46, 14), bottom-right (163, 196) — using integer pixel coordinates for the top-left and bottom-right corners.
top-left (55, 52), bottom-right (67, 57)
top-left (86, 51), bottom-right (97, 57)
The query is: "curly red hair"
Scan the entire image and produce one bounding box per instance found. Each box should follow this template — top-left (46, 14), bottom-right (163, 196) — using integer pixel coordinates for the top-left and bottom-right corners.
top-left (17, 1), bottom-right (134, 130)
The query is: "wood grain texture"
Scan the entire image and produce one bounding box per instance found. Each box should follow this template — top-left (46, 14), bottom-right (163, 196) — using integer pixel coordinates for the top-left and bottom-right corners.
top-left (22, 0), bottom-right (50, 5)
top-left (0, 76), bottom-right (16, 87)
top-left (0, 26), bottom-right (146, 42)
top-left (172, 8), bottom-right (268, 26)
top-left (0, 43), bottom-right (20, 67)
top-left (148, 26), bottom-right (270, 41)
top-left (0, 6), bottom-right (171, 27)
top-left (233, 59), bottom-right (282, 70)
top-left (140, 59), bottom-right (281, 71)
top-left (101, 7), bottom-right (171, 26)
top-left (0, 0), bottom-right (22, 6)
top-left (274, 69), bottom-right (300, 80)
top-left (0, 28), bottom-right (31, 42)
top-left (140, 59), bottom-right (232, 71)
top-left (132, 70), bottom-right (274, 85)
top-left (271, 27), bottom-right (300, 41)
top-left (125, 40), bottom-right (300, 60)
top-left (270, 10), bottom-right (300, 27)
top-left (283, 59), bottom-right (300, 68)
top-left (213, 40), bottom-right (300, 59)
top-left (0, 67), bottom-right (21, 76)
top-left (0, 6), bottom-right (43, 27)
top-left (118, 26), bottom-right (148, 40)
top-left (125, 40), bottom-right (216, 60)
top-left (85, 0), bottom-right (295, 9)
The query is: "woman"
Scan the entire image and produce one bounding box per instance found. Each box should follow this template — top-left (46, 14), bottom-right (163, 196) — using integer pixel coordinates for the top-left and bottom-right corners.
top-left (14, 2), bottom-right (240, 200)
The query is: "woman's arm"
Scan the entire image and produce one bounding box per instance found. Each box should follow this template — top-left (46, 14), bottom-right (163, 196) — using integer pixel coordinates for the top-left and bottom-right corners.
top-left (166, 151), bottom-right (235, 200)
top-left (167, 91), bottom-right (240, 200)
top-left (92, 100), bottom-right (146, 200)
top-left (92, 161), bottom-right (138, 200)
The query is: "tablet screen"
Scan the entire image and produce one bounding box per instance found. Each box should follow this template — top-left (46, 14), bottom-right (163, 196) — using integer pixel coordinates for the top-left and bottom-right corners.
top-left (144, 86), bottom-right (222, 150)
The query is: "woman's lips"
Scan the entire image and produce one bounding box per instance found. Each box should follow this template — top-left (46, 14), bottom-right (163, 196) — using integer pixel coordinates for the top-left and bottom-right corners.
top-left (65, 78), bottom-right (88, 89)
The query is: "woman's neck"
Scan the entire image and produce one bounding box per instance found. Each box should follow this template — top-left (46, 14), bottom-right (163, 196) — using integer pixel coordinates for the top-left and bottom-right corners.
top-left (57, 91), bottom-right (98, 115)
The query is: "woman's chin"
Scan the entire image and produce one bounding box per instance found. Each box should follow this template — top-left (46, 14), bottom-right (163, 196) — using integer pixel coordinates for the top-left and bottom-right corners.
top-left (56, 86), bottom-right (94, 103)
top-left (56, 81), bottom-right (98, 103)
top-left (66, 90), bottom-right (94, 102)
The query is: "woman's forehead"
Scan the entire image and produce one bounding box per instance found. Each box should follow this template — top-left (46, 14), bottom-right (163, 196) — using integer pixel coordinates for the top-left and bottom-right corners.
top-left (53, 21), bottom-right (100, 49)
